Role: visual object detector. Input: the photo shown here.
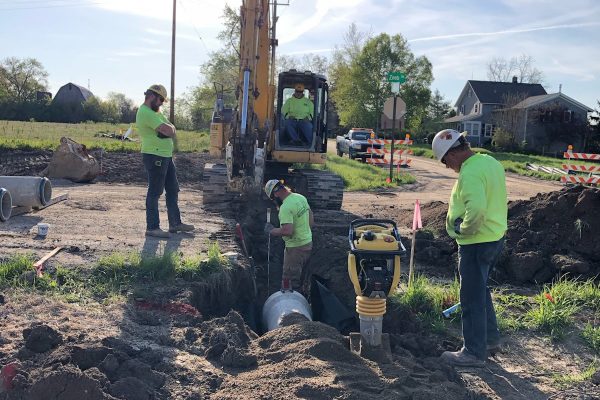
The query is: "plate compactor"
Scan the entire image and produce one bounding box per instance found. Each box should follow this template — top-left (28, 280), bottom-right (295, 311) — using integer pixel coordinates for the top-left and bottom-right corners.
top-left (347, 219), bottom-right (406, 362)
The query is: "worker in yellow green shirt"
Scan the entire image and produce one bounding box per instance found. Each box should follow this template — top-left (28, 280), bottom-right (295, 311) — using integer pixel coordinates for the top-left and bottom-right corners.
top-left (136, 84), bottom-right (194, 239)
top-left (263, 179), bottom-right (314, 293)
top-left (281, 83), bottom-right (314, 145)
top-left (432, 129), bottom-right (507, 368)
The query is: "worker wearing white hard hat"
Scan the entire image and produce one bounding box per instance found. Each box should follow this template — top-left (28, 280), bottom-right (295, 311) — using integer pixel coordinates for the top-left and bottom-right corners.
top-left (433, 129), bottom-right (508, 367)
top-left (264, 179), bottom-right (314, 292)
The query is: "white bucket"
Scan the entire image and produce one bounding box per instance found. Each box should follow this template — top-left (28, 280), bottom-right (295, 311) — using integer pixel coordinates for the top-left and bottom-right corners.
top-left (37, 223), bottom-right (49, 238)
top-left (262, 290), bottom-right (312, 332)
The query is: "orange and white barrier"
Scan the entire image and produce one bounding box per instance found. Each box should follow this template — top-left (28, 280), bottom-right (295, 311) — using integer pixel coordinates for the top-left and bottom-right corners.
top-left (367, 139), bottom-right (413, 145)
top-left (367, 148), bottom-right (413, 155)
top-left (561, 146), bottom-right (600, 186)
top-left (563, 151), bottom-right (600, 161)
top-left (366, 136), bottom-right (413, 168)
top-left (366, 157), bottom-right (412, 166)
top-left (561, 164), bottom-right (600, 173)
top-left (561, 176), bottom-right (600, 184)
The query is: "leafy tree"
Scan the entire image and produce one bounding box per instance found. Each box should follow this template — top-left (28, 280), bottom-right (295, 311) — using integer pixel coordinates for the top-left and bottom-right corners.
top-left (487, 54), bottom-right (544, 84)
top-left (106, 92), bottom-right (136, 123)
top-left (0, 57), bottom-right (48, 103)
top-left (186, 5), bottom-right (239, 130)
top-left (277, 53), bottom-right (329, 76)
top-left (418, 89), bottom-right (453, 140)
top-left (330, 30), bottom-right (432, 134)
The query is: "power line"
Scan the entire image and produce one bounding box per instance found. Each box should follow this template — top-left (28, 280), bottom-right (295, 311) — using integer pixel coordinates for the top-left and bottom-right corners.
top-left (178, 0), bottom-right (212, 54)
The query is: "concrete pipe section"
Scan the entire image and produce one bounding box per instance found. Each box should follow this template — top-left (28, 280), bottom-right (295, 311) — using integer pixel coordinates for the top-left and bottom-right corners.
top-left (0, 177), bottom-right (52, 208)
top-left (0, 188), bottom-right (12, 222)
top-left (262, 290), bottom-right (312, 332)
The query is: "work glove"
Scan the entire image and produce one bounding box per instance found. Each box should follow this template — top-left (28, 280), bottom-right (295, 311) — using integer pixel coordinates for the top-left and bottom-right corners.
top-left (453, 218), bottom-right (463, 235)
top-left (264, 223), bottom-right (275, 235)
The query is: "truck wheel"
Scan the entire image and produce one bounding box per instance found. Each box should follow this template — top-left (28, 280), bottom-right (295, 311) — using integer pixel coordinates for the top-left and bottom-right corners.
top-left (336, 147), bottom-right (343, 157)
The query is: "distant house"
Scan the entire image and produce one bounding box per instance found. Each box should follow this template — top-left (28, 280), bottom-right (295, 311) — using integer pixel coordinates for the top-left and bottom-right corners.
top-left (445, 77), bottom-right (592, 152)
top-left (52, 82), bottom-right (94, 105)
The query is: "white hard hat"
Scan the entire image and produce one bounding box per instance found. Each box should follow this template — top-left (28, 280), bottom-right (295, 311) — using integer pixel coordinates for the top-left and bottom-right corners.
top-left (431, 129), bottom-right (467, 161)
top-left (264, 179), bottom-right (283, 198)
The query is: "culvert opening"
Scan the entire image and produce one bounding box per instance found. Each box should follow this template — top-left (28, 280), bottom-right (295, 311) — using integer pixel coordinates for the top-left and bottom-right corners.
top-left (0, 187), bottom-right (12, 221)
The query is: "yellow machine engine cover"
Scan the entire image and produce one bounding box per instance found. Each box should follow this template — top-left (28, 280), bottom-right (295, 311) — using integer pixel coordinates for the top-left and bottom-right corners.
top-left (354, 232), bottom-right (398, 251)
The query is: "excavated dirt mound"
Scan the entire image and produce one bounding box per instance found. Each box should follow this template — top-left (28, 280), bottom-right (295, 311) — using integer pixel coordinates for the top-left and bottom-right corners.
top-left (0, 149), bottom-right (209, 186)
top-left (391, 187), bottom-right (600, 284)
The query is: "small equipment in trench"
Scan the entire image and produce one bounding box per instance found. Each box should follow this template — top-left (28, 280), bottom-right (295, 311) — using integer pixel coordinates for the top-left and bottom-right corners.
top-left (347, 219), bottom-right (406, 361)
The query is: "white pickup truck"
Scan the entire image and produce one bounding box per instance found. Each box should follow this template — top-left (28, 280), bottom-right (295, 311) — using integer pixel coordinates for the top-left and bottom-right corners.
top-left (335, 128), bottom-right (384, 161)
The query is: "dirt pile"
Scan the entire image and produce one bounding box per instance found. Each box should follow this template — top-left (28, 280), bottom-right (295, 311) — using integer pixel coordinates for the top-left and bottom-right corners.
top-left (1, 323), bottom-right (172, 400)
top-left (393, 187), bottom-right (600, 284)
top-left (209, 318), bottom-right (468, 400)
top-left (502, 185), bottom-right (600, 283)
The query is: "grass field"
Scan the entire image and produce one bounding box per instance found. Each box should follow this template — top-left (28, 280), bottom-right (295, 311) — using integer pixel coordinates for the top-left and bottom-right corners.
top-left (312, 154), bottom-right (416, 191)
top-left (0, 120), bottom-right (210, 152)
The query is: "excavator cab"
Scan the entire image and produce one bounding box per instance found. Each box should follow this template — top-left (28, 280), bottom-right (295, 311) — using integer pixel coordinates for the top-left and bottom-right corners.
top-left (274, 70), bottom-right (328, 154)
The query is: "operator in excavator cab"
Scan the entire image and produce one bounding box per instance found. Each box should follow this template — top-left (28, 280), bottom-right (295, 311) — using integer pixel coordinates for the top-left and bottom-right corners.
top-left (281, 83), bottom-right (314, 146)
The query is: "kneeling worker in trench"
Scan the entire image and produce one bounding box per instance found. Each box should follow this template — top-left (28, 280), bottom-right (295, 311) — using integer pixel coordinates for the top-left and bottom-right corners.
top-left (263, 179), bottom-right (314, 293)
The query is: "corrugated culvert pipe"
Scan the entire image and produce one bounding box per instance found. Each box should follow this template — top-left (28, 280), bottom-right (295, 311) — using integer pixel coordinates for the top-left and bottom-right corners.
top-left (0, 188), bottom-right (12, 222)
top-left (0, 177), bottom-right (52, 208)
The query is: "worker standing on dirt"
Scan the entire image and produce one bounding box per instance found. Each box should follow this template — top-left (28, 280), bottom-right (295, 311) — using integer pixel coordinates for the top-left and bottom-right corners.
top-left (263, 180), bottom-right (314, 293)
top-left (432, 129), bottom-right (507, 367)
top-left (282, 83), bottom-right (314, 145)
top-left (136, 84), bottom-right (194, 238)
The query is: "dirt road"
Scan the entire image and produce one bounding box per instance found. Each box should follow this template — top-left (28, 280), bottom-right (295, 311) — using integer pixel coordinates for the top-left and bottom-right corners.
top-left (331, 138), bottom-right (562, 214)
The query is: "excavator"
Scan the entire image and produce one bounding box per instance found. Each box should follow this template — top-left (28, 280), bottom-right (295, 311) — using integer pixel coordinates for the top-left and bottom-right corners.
top-left (202, 0), bottom-right (343, 210)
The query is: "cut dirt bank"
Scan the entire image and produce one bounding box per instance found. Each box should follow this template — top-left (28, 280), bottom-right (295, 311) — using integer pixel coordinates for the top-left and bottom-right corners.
top-left (1, 149), bottom-right (599, 399)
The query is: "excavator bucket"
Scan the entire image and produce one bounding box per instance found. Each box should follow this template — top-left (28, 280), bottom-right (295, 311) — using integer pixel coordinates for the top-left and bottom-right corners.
top-left (46, 137), bottom-right (100, 183)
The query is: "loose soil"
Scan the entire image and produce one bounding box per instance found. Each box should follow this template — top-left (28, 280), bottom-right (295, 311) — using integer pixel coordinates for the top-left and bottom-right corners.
top-left (1, 148), bottom-right (598, 399)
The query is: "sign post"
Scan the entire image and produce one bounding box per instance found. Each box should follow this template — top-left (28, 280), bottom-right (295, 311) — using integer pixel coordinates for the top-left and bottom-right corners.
top-left (386, 72), bottom-right (405, 181)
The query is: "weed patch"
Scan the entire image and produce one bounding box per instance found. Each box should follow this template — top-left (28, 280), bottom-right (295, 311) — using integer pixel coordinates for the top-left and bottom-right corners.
top-left (582, 324), bottom-right (600, 353)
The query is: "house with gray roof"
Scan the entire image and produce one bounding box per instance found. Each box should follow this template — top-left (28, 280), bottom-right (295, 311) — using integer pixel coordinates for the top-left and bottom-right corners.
top-left (445, 77), bottom-right (592, 152)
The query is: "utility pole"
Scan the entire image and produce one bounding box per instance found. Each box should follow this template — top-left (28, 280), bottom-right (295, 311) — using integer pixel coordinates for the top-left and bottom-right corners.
top-left (169, 0), bottom-right (176, 124)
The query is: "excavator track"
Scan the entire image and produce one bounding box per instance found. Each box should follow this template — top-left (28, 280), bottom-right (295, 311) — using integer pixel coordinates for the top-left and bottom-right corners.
top-left (296, 169), bottom-right (344, 210)
top-left (202, 163), bottom-right (234, 210)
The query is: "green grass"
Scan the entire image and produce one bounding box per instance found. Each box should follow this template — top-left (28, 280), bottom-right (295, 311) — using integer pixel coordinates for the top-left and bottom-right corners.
top-left (0, 120), bottom-right (209, 152)
top-left (494, 291), bottom-right (530, 332)
top-left (582, 324), bottom-right (600, 353)
top-left (391, 275), bottom-right (460, 333)
top-left (553, 360), bottom-right (599, 387)
top-left (0, 242), bottom-right (231, 301)
top-left (311, 155), bottom-right (415, 191)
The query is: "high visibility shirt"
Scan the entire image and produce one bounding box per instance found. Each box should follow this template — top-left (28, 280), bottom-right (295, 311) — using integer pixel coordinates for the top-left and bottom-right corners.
top-left (136, 104), bottom-right (173, 157)
top-left (446, 153), bottom-right (507, 245)
top-left (278, 193), bottom-right (312, 248)
top-left (282, 96), bottom-right (314, 120)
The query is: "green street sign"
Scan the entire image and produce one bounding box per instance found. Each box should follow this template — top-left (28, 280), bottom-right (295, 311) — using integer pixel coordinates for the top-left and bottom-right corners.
top-left (387, 72), bottom-right (406, 83)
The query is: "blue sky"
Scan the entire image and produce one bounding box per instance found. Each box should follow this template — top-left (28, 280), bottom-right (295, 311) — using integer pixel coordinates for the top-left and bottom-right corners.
top-left (2, 0), bottom-right (599, 111)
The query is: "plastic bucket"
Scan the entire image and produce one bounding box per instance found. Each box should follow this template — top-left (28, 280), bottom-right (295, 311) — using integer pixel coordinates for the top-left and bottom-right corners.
top-left (37, 223), bottom-right (49, 238)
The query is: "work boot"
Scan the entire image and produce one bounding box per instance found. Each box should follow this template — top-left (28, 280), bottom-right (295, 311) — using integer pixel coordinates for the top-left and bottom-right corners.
top-left (440, 349), bottom-right (485, 367)
top-left (145, 228), bottom-right (171, 239)
top-left (169, 223), bottom-right (195, 233)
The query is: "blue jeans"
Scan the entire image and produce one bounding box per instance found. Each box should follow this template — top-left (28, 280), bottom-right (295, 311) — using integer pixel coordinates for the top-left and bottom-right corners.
top-left (458, 237), bottom-right (504, 359)
top-left (142, 153), bottom-right (181, 230)
top-left (285, 119), bottom-right (312, 143)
